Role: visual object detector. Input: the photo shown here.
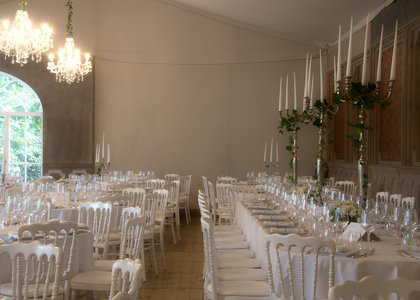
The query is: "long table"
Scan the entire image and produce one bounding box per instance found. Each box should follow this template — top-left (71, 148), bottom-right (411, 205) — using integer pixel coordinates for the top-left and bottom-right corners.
top-left (236, 201), bottom-right (420, 299)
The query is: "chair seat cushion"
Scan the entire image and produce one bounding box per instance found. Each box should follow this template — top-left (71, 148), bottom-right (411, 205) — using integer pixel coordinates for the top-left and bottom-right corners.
top-left (109, 232), bottom-right (121, 241)
top-left (218, 258), bottom-right (261, 269)
top-left (207, 280), bottom-right (270, 297)
top-left (218, 268), bottom-right (267, 281)
top-left (94, 259), bottom-right (114, 271)
top-left (215, 240), bottom-right (250, 250)
top-left (0, 282), bottom-right (64, 298)
top-left (217, 249), bottom-right (255, 259)
top-left (71, 271), bottom-right (112, 291)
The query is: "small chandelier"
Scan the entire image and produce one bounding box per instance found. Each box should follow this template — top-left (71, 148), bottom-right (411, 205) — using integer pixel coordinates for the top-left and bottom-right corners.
top-left (47, 0), bottom-right (92, 84)
top-left (0, 0), bottom-right (53, 66)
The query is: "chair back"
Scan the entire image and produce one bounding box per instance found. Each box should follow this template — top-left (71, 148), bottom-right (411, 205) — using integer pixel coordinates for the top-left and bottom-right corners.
top-left (146, 179), bottom-right (165, 190)
top-left (153, 189), bottom-right (169, 223)
top-left (143, 194), bottom-right (158, 232)
top-left (215, 183), bottom-right (234, 224)
top-left (119, 206), bottom-right (142, 242)
top-left (77, 201), bottom-right (113, 255)
top-left (265, 233), bottom-right (335, 300)
top-left (45, 169), bottom-right (65, 180)
top-left (120, 214), bottom-right (146, 260)
top-left (165, 180), bottom-right (180, 209)
top-left (335, 180), bottom-right (355, 198)
top-left (18, 219), bottom-right (78, 281)
top-left (328, 275), bottom-right (420, 300)
top-left (202, 176), bottom-right (210, 201)
top-left (216, 176), bottom-right (237, 184)
top-left (402, 196), bottom-right (415, 210)
top-left (164, 173), bottom-right (179, 183)
top-left (122, 188), bottom-right (146, 208)
top-left (376, 191), bottom-right (389, 204)
top-left (207, 181), bottom-right (217, 223)
top-left (0, 241), bottom-right (63, 300)
top-left (389, 193), bottom-right (402, 207)
top-left (109, 259), bottom-right (143, 300)
top-left (179, 175), bottom-right (191, 199)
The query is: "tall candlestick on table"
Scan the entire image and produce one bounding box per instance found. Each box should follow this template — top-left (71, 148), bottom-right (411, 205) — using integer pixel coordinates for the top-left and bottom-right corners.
top-left (390, 20), bottom-right (398, 81)
top-left (361, 14), bottom-right (370, 85)
top-left (95, 144), bottom-right (99, 163)
top-left (285, 75), bottom-right (289, 110)
top-left (269, 138), bottom-right (273, 163)
top-left (293, 72), bottom-right (297, 110)
top-left (310, 74), bottom-right (314, 105)
top-left (263, 140), bottom-right (267, 163)
top-left (102, 133), bottom-right (105, 159)
top-left (304, 53), bottom-right (309, 97)
top-left (334, 56), bottom-right (337, 92)
top-left (308, 56), bottom-right (312, 95)
top-left (278, 77), bottom-right (282, 111)
top-left (276, 140), bottom-right (278, 164)
top-left (346, 16), bottom-right (353, 77)
top-left (376, 25), bottom-right (384, 82)
top-left (107, 144), bottom-right (110, 164)
top-left (337, 24), bottom-right (342, 82)
top-left (319, 49), bottom-right (324, 100)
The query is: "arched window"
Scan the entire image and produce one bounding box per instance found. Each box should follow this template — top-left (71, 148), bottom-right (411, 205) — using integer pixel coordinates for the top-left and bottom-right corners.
top-left (0, 72), bottom-right (43, 181)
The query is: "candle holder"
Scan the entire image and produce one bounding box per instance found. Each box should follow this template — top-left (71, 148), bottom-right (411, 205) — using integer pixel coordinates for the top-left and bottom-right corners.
top-left (278, 109), bottom-right (309, 185)
top-left (334, 78), bottom-right (393, 205)
top-left (95, 159), bottom-right (110, 178)
top-left (264, 161), bottom-right (278, 176)
top-left (304, 97), bottom-right (339, 198)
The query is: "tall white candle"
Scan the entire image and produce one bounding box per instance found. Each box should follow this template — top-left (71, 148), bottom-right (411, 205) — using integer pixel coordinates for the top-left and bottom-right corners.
top-left (278, 77), bottom-right (282, 111)
top-left (304, 53), bottom-right (309, 97)
top-left (270, 138), bottom-right (273, 164)
top-left (310, 74), bottom-right (314, 106)
top-left (319, 49), bottom-right (324, 100)
top-left (376, 25), bottom-right (384, 82)
top-left (346, 16), bottom-right (353, 77)
top-left (293, 72), bottom-right (297, 110)
top-left (107, 144), bottom-right (110, 164)
top-left (337, 24), bottom-right (342, 81)
top-left (308, 56), bottom-right (312, 96)
top-left (361, 14), bottom-right (370, 85)
top-left (263, 140), bottom-right (267, 163)
top-left (95, 144), bottom-right (99, 163)
top-left (333, 56), bottom-right (337, 91)
top-left (285, 75), bottom-right (289, 110)
top-left (276, 141), bottom-right (278, 163)
top-left (102, 133), bottom-right (105, 159)
top-left (390, 20), bottom-right (398, 81)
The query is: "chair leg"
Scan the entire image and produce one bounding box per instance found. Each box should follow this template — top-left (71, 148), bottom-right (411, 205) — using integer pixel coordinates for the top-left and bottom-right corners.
top-left (169, 215), bottom-right (177, 245)
top-left (175, 210), bottom-right (181, 241)
top-left (160, 229), bottom-right (167, 270)
top-left (186, 200), bottom-right (191, 224)
top-left (150, 238), bottom-right (159, 276)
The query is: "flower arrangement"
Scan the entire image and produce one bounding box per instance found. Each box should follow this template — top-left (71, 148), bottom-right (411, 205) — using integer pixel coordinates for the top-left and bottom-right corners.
top-left (332, 200), bottom-right (362, 223)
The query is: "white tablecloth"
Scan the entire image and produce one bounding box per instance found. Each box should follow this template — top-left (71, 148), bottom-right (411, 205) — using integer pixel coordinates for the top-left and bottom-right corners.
top-left (236, 202), bottom-right (420, 299)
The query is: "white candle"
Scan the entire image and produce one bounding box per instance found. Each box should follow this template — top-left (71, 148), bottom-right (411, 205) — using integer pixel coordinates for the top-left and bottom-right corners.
top-left (310, 74), bottom-right (314, 106)
top-left (319, 49), bottom-right (324, 100)
top-left (263, 140), bottom-right (267, 163)
top-left (390, 20), bottom-right (398, 81)
top-left (278, 77), bottom-right (282, 111)
top-left (102, 133), bottom-right (105, 159)
top-left (333, 56), bottom-right (337, 91)
top-left (107, 144), bottom-right (110, 164)
top-left (361, 14), bottom-right (369, 85)
top-left (293, 72), bottom-right (297, 110)
top-left (95, 144), bottom-right (99, 163)
top-left (285, 75), bottom-right (289, 110)
top-left (304, 53), bottom-right (309, 97)
top-left (346, 16), bottom-right (353, 77)
top-left (376, 25), bottom-right (384, 82)
top-left (337, 24), bottom-right (342, 81)
top-left (276, 141), bottom-right (278, 163)
top-left (270, 138), bottom-right (273, 163)
top-left (308, 56), bottom-right (312, 96)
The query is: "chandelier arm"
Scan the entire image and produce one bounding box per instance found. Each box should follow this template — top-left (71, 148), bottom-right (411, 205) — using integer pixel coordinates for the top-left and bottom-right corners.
top-left (66, 0), bottom-right (73, 37)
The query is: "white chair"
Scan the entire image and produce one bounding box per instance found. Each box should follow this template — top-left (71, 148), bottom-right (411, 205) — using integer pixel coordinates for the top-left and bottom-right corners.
top-left (328, 276), bottom-right (420, 300)
top-left (78, 201), bottom-right (119, 259)
top-left (142, 192), bottom-right (159, 277)
top-left (70, 169), bottom-right (88, 176)
top-left (164, 173), bottom-right (179, 183)
top-left (164, 180), bottom-right (180, 244)
top-left (215, 183), bottom-right (234, 225)
top-left (45, 169), bottom-right (65, 180)
top-left (94, 214), bottom-right (146, 279)
top-left (146, 179), bottom-right (165, 190)
top-left (109, 259), bottom-right (143, 300)
top-left (151, 189), bottom-right (169, 272)
top-left (376, 191), bottom-right (389, 204)
top-left (335, 180), bottom-right (355, 198)
top-left (201, 217), bottom-right (270, 300)
top-left (266, 233), bottom-right (336, 300)
top-left (178, 175), bottom-right (192, 224)
top-left (0, 241), bottom-right (63, 300)
top-left (18, 220), bottom-right (78, 300)
top-left (389, 193), bottom-right (402, 207)
top-left (217, 176), bottom-right (237, 184)
top-left (208, 181), bottom-right (219, 224)
top-left (122, 188), bottom-right (146, 207)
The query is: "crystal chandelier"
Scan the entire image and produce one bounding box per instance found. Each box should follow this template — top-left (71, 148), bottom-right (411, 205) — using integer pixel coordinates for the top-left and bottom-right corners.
top-left (0, 0), bottom-right (53, 66)
top-left (47, 0), bottom-right (91, 84)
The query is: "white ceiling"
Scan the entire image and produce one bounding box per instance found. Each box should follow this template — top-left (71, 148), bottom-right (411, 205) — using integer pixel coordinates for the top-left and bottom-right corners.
top-left (169, 0), bottom-right (394, 47)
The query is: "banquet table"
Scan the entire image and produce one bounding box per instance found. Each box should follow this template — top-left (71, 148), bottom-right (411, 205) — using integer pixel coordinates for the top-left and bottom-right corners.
top-left (0, 227), bottom-right (95, 283)
top-left (236, 201), bottom-right (420, 299)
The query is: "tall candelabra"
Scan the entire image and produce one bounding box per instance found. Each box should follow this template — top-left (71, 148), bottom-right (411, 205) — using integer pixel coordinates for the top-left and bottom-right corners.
top-left (265, 160), bottom-right (278, 176)
top-left (334, 77), bottom-right (394, 203)
top-left (279, 109), bottom-right (308, 185)
top-left (96, 159), bottom-right (110, 177)
top-left (304, 98), bottom-right (339, 196)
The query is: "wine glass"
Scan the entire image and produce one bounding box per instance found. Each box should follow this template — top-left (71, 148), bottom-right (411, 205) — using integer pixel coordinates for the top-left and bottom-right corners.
top-left (334, 207), bottom-right (349, 241)
top-left (361, 209), bottom-right (375, 252)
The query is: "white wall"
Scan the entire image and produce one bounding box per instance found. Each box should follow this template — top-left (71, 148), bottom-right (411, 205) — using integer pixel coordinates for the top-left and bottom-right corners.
top-left (0, 0), bottom-right (320, 208)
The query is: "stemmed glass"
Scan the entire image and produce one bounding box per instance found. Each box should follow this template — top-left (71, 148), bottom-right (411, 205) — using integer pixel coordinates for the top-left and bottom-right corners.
top-left (334, 207), bottom-right (349, 241)
top-left (361, 210), bottom-right (375, 252)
